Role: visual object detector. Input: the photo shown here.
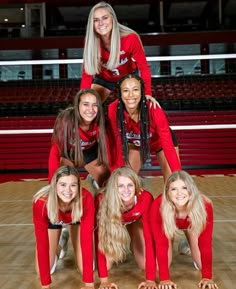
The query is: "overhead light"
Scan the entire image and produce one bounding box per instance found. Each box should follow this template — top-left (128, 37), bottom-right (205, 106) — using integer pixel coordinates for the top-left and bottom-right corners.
top-left (4, 18), bottom-right (9, 22)
top-left (20, 8), bottom-right (24, 11)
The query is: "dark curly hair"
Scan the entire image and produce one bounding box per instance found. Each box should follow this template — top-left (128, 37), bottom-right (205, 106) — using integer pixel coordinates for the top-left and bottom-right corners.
top-left (116, 74), bottom-right (150, 165)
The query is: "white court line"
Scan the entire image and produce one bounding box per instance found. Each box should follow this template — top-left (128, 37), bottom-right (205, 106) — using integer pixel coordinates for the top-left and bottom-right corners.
top-left (0, 220), bottom-right (236, 227)
top-left (0, 200), bottom-right (32, 203)
top-left (208, 195), bottom-right (236, 198)
top-left (214, 220), bottom-right (236, 222)
top-left (0, 124), bottom-right (236, 134)
top-left (0, 224), bottom-right (33, 226)
top-left (0, 53), bottom-right (236, 65)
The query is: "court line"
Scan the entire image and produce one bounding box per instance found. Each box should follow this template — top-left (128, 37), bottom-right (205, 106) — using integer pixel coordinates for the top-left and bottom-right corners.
top-left (0, 220), bottom-right (236, 226)
top-left (1, 124), bottom-right (236, 134)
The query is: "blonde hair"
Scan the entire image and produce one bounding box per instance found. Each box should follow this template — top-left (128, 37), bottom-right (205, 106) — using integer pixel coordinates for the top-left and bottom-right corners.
top-left (97, 166), bottom-right (141, 262)
top-left (161, 170), bottom-right (210, 239)
top-left (33, 166), bottom-right (83, 223)
top-left (83, 1), bottom-right (136, 74)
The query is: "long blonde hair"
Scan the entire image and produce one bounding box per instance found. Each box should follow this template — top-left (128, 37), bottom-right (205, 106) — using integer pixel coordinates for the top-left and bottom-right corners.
top-left (83, 1), bottom-right (136, 74)
top-left (33, 166), bottom-right (83, 223)
top-left (161, 170), bottom-right (209, 239)
top-left (97, 166), bottom-right (141, 262)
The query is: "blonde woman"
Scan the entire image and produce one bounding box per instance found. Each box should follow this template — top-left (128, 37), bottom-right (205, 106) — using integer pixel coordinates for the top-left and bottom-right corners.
top-left (96, 166), bottom-right (157, 289)
top-left (81, 1), bottom-right (152, 103)
top-left (149, 170), bottom-right (218, 289)
top-left (33, 166), bottom-right (95, 289)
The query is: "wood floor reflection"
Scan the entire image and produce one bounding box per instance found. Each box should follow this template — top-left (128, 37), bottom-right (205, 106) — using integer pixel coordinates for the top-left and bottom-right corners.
top-left (0, 175), bottom-right (235, 289)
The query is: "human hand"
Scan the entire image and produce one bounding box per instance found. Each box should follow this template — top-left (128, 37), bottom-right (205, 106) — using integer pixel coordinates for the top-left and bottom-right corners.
top-left (41, 286), bottom-right (50, 289)
top-left (99, 281), bottom-right (118, 289)
top-left (60, 157), bottom-right (74, 167)
top-left (198, 278), bottom-right (218, 289)
top-left (145, 95), bottom-right (160, 109)
top-left (138, 280), bottom-right (158, 289)
top-left (81, 283), bottom-right (95, 289)
top-left (158, 280), bottom-right (177, 289)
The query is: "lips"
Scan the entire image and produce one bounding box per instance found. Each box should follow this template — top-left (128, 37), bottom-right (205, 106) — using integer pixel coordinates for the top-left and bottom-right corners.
top-left (62, 193), bottom-right (73, 199)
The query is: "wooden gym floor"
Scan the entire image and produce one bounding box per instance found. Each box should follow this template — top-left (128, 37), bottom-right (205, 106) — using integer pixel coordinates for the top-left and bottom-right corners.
top-left (0, 174), bottom-right (235, 289)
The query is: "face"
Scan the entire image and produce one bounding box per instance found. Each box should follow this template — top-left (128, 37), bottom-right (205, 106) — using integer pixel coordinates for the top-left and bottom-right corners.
top-left (56, 174), bottom-right (79, 205)
top-left (117, 175), bottom-right (136, 205)
top-left (168, 178), bottom-right (190, 210)
top-left (79, 93), bottom-right (98, 124)
top-left (120, 78), bottom-right (142, 111)
top-left (93, 8), bottom-right (113, 37)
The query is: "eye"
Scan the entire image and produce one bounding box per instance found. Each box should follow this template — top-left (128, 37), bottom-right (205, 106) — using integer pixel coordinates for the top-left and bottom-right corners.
top-left (59, 183), bottom-right (66, 187)
top-left (71, 183), bottom-right (78, 187)
top-left (118, 184), bottom-right (124, 188)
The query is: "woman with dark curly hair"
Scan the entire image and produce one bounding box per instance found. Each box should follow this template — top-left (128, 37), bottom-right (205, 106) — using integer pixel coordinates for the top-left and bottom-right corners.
top-left (106, 74), bottom-right (181, 182)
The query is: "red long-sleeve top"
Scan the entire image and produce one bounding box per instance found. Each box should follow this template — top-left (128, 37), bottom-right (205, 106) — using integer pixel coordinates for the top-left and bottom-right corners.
top-left (106, 99), bottom-right (181, 172)
top-left (95, 190), bottom-right (156, 281)
top-left (150, 194), bottom-right (214, 281)
top-left (80, 33), bottom-right (152, 96)
top-left (33, 188), bottom-right (95, 286)
top-left (48, 122), bottom-right (99, 182)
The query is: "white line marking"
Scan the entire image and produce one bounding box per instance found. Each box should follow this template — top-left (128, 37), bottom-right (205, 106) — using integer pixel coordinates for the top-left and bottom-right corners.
top-left (0, 124), bottom-right (236, 134)
top-left (0, 224), bottom-right (33, 226)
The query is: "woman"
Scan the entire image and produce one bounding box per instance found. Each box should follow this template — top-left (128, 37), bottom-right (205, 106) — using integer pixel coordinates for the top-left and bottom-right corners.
top-left (48, 88), bottom-right (110, 190)
top-left (33, 165), bottom-right (95, 289)
top-left (81, 1), bottom-right (152, 103)
top-left (149, 170), bottom-right (218, 289)
top-left (96, 166), bottom-right (157, 289)
top-left (107, 74), bottom-right (181, 182)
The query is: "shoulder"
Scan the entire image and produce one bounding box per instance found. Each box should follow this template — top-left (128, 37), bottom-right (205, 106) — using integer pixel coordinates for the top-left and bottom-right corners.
top-left (148, 102), bottom-right (166, 123)
top-left (203, 197), bottom-right (213, 212)
top-left (150, 194), bottom-right (163, 220)
top-left (109, 99), bottom-right (118, 108)
top-left (107, 99), bottom-right (118, 114)
top-left (95, 192), bottom-right (103, 207)
top-left (82, 188), bottom-right (94, 204)
top-left (152, 193), bottom-right (163, 208)
top-left (121, 33), bottom-right (140, 44)
top-left (33, 196), bottom-right (48, 215)
top-left (138, 190), bottom-right (154, 202)
top-left (148, 101), bottom-right (163, 114)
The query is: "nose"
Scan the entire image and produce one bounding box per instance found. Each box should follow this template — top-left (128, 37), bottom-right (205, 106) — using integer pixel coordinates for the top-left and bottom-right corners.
top-left (123, 185), bottom-right (131, 191)
top-left (127, 91), bottom-right (134, 98)
top-left (98, 19), bottom-right (104, 26)
top-left (87, 104), bottom-right (94, 111)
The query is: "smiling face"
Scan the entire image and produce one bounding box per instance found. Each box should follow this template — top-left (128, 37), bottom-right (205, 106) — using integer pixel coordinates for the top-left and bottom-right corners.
top-left (120, 77), bottom-right (142, 112)
top-left (117, 175), bottom-right (136, 206)
top-left (168, 178), bottom-right (190, 211)
top-left (78, 93), bottom-right (98, 125)
top-left (93, 7), bottom-right (113, 37)
top-left (56, 174), bottom-right (79, 206)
